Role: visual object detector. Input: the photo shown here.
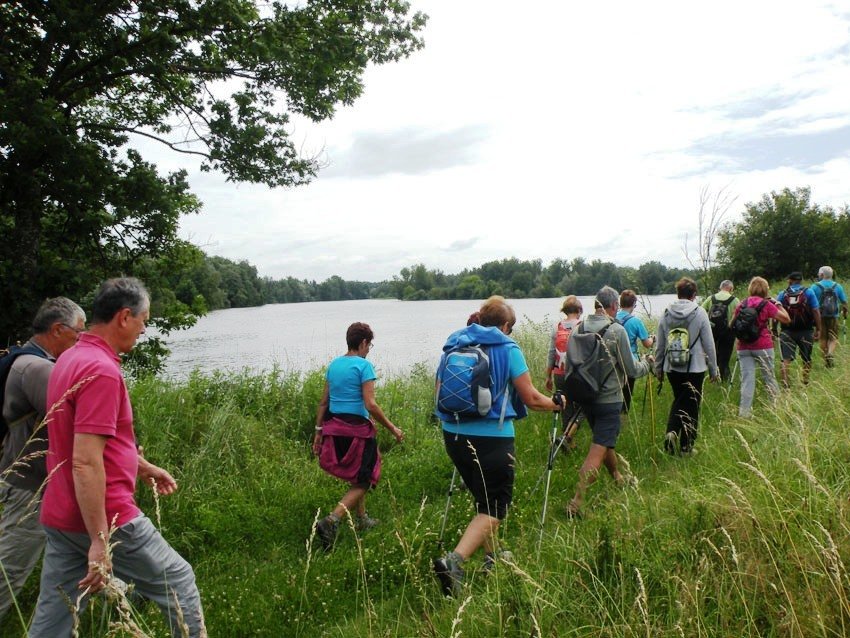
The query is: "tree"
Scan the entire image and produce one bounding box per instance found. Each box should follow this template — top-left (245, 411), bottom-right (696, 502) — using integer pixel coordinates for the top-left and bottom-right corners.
top-left (683, 184), bottom-right (738, 292)
top-left (717, 187), bottom-right (849, 282)
top-left (0, 0), bottom-right (426, 342)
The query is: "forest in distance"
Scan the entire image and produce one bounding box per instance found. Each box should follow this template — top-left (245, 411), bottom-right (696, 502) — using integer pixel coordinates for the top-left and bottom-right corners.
top-left (167, 187), bottom-right (850, 313)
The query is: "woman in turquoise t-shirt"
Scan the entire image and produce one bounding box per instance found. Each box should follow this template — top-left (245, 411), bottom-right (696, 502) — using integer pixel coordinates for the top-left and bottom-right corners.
top-left (311, 322), bottom-right (404, 550)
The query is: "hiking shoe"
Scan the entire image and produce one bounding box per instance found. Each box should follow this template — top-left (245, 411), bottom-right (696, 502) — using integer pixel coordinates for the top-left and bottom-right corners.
top-left (315, 516), bottom-right (339, 551)
top-left (433, 552), bottom-right (464, 596)
top-left (482, 550), bottom-right (514, 575)
top-left (664, 431), bottom-right (680, 456)
top-left (355, 513), bottom-right (379, 532)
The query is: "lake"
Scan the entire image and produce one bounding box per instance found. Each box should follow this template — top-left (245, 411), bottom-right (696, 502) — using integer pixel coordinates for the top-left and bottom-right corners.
top-left (158, 295), bottom-right (678, 379)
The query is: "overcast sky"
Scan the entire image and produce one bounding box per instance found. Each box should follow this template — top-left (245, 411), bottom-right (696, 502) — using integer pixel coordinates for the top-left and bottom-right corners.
top-left (166, 0), bottom-right (850, 283)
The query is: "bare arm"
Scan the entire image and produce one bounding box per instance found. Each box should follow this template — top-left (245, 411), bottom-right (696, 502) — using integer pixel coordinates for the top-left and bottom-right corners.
top-left (363, 380), bottom-right (403, 442)
top-left (512, 372), bottom-right (560, 412)
top-left (72, 433), bottom-right (110, 592)
top-left (773, 303), bottom-right (791, 325)
top-left (137, 456), bottom-right (178, 496)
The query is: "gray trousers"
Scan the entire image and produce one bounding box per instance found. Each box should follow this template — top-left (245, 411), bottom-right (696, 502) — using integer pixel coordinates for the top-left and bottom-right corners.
top-left (29, 514), bottom-right (205, 638)
top-left (737, 348), bottom-right (779, 417)
top-left (0, 483), bottom-right (45, 620)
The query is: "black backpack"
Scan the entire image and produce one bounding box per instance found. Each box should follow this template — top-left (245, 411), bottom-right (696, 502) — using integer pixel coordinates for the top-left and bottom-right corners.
top-left (0, 344), bottom-right (51, 442)
top-left (562, 321), bottom-right (615, 404)
top-left (781, 287), bottom-right (814, 330)
top-left (732, 299), bottom-right (768, 343)
top-left (708, 295), bottom-right (734, 336)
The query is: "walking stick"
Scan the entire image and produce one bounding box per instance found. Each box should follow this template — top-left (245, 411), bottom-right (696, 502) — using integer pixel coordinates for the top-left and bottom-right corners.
top-left (647, 374), bottom-right (656, 452)
top-left (438, 467), bottom-right (457, 550)
top-left (729, 358), bottom-right (738, 387)
top-left (537, 395), bottom-right (566, 558)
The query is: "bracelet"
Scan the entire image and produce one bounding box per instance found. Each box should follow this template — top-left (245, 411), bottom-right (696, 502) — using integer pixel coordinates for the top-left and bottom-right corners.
top-left (314, 427), bottom-right (322, 432)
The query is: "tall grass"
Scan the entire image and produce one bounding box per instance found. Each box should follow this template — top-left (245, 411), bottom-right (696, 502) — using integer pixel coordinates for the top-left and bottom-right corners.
top-left (2, 326), bottom-right (849, 637)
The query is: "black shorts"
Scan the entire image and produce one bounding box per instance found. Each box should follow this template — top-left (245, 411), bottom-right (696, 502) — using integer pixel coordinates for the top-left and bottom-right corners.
top-left (779, 329), bottom-right (814, 363)
top-left (443, 431), bottom-right (514, 520)
top-left (583, 402), bottom-right (623, 448)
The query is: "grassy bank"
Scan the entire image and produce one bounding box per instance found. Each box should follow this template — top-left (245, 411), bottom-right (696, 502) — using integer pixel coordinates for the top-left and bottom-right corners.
top-left (3, 321), bottom-right (849, 637)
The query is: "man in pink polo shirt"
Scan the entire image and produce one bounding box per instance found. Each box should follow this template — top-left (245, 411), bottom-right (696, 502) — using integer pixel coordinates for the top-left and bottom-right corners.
top-left (29, 278), bottom-right (205, 638)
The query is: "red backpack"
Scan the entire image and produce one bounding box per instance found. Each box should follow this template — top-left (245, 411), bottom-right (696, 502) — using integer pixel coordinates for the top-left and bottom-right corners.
top-left (553, 320), bottom-right (575, 376)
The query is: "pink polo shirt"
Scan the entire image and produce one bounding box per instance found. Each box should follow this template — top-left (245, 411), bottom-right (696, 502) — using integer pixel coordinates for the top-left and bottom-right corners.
top-left (735, 296), bottom-right (781, 351)
top-left (41, 333), bottom-right (140, 533)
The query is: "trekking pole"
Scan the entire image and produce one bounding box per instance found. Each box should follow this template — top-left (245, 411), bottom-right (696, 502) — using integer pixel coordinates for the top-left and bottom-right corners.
top-left (438, 467), bottom-right (457, 550)
top-left (729, 358), bottom-right (738, 387)
top-left (537, 392), bottom-right (565, 558)
top-left (647, 374), bottom-right (656, 455)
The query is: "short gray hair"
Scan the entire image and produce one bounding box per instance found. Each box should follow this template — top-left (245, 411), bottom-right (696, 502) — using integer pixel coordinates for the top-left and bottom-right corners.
top-left (595, 286), bottom-right (619, 311)
top-left (91, 277), bottom-right (149, 324)
top-left (819, 266), bottom-right (834, 280)
top-left (32, 297), bottom-right (86, 334)
top-left (720, 280), bottom-right (734, 291)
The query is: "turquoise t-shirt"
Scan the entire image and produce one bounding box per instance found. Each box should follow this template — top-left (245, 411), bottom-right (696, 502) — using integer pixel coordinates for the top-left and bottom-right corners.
top-left (813, 281), bottom-right (848, 318)
top-left (441, 346), bottom-right (528, 438)
top-left (615, 310), bottom-right (649, 359)
top-left (327, 356), bottom-right (377, 418)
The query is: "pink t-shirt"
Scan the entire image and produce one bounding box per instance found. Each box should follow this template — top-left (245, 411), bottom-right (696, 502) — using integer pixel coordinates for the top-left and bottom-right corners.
top-left (41, 333), bottom-right (140, 533)
top-left (735, 296), bottom-right (780, 351)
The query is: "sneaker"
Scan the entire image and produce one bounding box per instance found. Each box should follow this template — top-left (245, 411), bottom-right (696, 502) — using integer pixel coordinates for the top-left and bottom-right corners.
top-left (315, 516), bottom-right (339, 551)
top-left (482, 549), bottom-right (514, 575)
top-left (433, 552), bottom-right (465, 596)
top-left (355, 513), bottom-right (379, 532)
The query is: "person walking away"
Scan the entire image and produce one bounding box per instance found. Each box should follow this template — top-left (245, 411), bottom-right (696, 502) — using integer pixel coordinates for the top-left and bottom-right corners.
top-left (776, 272), bottom-right (821, 387)
top-left (615, 289), bottom-right (655, 413)
top-left (0, 298), bottom-right (85, 621)
top-left (730, 276), bottom-right (790, 418)
top-left (433, 296), bottom-right (561, 596)
top-left (812, 266), bottom-right (848, 368)
top-left (564, 287), bottom-right (653, 518)
top-left (29, 278), bottom-right (205, 638)
top-left (702, 280), bottom-right (739, 382)
top-left (312, 322), bottom-right (403, 550)
top-left (545, 295), bottom-right (583, 439)
top-left (654, 278), bottom-right (719, 456)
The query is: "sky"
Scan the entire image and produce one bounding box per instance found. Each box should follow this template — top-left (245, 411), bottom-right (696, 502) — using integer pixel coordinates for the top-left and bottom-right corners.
top-left (161, 0), bottom-right (850, 283)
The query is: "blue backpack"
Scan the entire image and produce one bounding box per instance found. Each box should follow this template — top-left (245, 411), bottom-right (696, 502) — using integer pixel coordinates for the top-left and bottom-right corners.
top-left (436, 345), bottom-right (493, 422)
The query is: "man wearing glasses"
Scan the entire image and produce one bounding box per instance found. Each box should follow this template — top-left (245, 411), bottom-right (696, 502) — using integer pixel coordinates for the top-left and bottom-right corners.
top-left (29, 277), bottom-right (205, 638)
top-left (0, 297), bottom-right (86, 620)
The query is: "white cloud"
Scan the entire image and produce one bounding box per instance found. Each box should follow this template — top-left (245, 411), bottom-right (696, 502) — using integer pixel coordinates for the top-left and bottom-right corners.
top-left (171, 0), bottom-right (850, 283)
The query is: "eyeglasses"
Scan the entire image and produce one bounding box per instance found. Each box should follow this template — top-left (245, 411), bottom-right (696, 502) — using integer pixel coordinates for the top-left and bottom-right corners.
top-left (61, 323), bottom-right (85, 335)
top-left (506, 324), bottom-right (514, 335)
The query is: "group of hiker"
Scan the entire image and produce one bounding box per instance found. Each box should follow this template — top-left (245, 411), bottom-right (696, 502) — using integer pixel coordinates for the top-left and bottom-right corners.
top-left (311, 266), bottom-right (847, 598)
top-left (1, 268), bottom-right (848, 622)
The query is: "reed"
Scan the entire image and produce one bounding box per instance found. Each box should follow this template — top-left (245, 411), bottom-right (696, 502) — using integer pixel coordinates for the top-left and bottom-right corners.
top-left (2, 324), bottom-right (849, 637)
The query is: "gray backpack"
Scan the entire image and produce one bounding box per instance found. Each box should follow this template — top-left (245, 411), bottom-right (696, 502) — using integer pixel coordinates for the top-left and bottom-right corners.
top-left (562, 321), bottom-right (615, 404)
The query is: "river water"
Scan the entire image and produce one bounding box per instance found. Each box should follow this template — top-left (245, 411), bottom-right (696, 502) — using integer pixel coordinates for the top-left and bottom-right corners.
top-left (158, 295), bottom-right (678, 379)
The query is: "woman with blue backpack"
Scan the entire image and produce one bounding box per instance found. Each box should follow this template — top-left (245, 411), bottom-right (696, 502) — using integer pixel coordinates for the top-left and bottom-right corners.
top-left (730, 277), bottom-right (790, 418)
top-left (432, 295), bottom-right (561, 596)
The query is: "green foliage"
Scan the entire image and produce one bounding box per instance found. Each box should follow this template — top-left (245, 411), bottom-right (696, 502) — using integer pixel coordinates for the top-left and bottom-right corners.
top-left (718, 187), bottom-right (850, 282)
top-left (0, 0), bottom-right (427, 343)
top-left (6, 326), bottom-right (850, 637)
